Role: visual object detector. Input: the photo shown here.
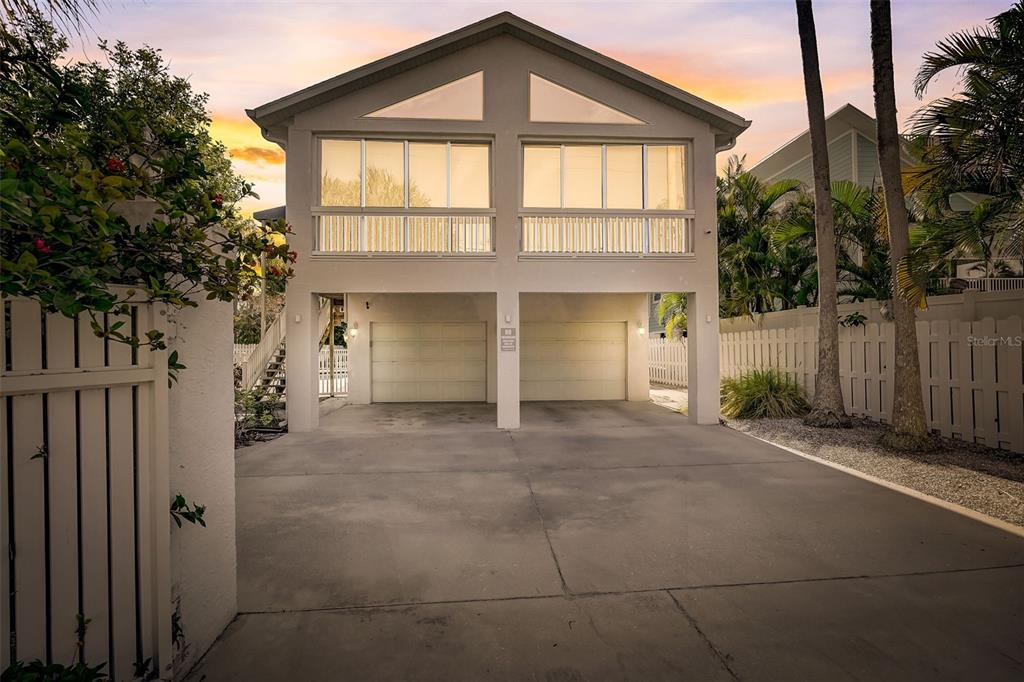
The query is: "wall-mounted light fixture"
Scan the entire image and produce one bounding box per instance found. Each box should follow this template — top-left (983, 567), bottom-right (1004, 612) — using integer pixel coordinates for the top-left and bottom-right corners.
top-left (637, 322), bottom-right (646, 335)
top-left (350, 322), bottom-right (359, 337)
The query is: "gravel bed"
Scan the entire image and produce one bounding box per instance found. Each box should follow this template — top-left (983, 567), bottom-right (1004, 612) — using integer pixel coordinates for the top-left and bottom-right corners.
top-left (726, 417), bottom-right (1024, 529)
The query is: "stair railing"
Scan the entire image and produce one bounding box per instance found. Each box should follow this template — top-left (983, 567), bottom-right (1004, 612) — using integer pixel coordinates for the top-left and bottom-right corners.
top-left (238, 299), bottom-right (332, 392)
top-left (239, 310), bottom-right (286, 390)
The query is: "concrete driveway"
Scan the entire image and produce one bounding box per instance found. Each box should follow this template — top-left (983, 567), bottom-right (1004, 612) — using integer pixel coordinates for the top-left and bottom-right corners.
top-left (190, 402), bottom-right (1024, 681)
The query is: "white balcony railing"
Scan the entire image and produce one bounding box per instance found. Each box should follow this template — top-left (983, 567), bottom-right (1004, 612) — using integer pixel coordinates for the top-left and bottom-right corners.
top-left (935, 277), bottom-right (1024, 293)
top-left (520, 214), bottom-right (693, 256)
top-left (315, 214), bottom-right (493, 255)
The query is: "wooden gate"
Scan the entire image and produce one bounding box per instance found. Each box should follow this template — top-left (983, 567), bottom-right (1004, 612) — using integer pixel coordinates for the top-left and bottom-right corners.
top-left (1, 296), bottom-right (172, 679)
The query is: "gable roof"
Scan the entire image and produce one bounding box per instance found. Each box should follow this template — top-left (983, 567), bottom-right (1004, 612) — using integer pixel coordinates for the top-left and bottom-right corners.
top-left (247, 12), bottom-right (750, 149)
top-left (748, 103), bottom-right (912, 180)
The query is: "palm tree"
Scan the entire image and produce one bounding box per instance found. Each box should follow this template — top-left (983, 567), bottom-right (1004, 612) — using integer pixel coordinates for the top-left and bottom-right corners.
top-left (795, 0), bottom-right (848, 427)
top-left (716, 159), bottom-right (814, 316)
top-left (774, 181), bottom-right (893, 303)
top-left (656, 293), bottom-right (687, 339)
top-left (870, 0), bottom-right (932, 451)
top-left (1, 0), bottom-right (99, 36)
top-left (914, 199), bottom-right (1020, 280)
top-left (906, 2), bottom-right (1023, 275)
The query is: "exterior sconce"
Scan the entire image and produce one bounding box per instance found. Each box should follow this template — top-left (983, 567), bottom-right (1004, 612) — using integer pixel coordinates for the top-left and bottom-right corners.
top-left (637, 322), bottom-right (645, 335)
top-left (350, 322), bottom-right (359, 337)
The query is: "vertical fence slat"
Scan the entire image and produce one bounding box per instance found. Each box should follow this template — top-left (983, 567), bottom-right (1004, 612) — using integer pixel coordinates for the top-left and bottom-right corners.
top-left (78, 387), bottom-right (109, 668)
top-left (107, 385), bottom-right (138, 679)
top-left (1, 387), bottom-right (10, 671)
top-left (44, 313), bottom-right (79, 662)
top-left (9, 300), bottom-right (48, 663)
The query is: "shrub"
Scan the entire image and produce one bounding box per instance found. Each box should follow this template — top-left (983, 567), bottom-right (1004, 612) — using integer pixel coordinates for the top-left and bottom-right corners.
top-left (234, 387), bottom-right (285, 446)
top-left (721, 368), bottom-right (810, 419)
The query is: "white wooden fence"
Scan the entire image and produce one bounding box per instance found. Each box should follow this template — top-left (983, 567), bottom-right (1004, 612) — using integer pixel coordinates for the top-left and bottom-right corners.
top-left (1, 297), bottom-right (172, 678)
top-left (232, 344), bottom-right (255, 366)
top-left (718, 316), bottom-right (1024, 453)
top-left (648, 338), bottom-right (688, 388)
top-left (318, 349), bottom-right (349, 396)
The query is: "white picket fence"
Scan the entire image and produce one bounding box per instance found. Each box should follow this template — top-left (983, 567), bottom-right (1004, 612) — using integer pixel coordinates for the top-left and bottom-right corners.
top-left (232, 344), bottom-right (256, 366)
top-left (1, 296), bottom-right (172, 678)
top-left (318, 348), bottom-right (349, 396)
top-left (648, 338), bottom-right (688, 388)
top-left (718, 316), bottom-right (1024, 453)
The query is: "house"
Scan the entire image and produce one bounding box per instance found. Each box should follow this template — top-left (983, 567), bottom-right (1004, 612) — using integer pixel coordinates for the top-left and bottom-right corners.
top-left (748, 103), bottom-right (895, 189)
top-left (247, 12), bottom-right (749, 431)
top-left (748, 103), bottom-right (1024, 281)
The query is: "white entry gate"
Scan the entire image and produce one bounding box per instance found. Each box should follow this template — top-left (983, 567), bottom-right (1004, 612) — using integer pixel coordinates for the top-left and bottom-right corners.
top-left (1, 297), bottom-right (172, 679)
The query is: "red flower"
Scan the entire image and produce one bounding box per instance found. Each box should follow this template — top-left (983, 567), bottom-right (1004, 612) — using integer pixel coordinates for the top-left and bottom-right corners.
top-left (269, 266), bottom-right (281, 277)
top-left (105, 157), bottom-right (126, 173)
top-left (33, 238), bottom-right (51, 254)
top-left (211, 193), bottom-right (224, 208)
top-left (287, 250), bottom-right (298, 263)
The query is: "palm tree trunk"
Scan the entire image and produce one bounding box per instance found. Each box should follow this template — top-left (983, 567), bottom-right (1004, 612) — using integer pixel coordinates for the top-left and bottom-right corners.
top-left (870, 0), bottom-right (933, 450)
top-left (796, 0), bottom-right (849, 427)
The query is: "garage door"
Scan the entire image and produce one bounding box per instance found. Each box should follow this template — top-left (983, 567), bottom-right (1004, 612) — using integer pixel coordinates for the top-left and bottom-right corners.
top-left (521, 322), bottom-right (626, 400)
top-left (371, 322), bottom-right (486, 402)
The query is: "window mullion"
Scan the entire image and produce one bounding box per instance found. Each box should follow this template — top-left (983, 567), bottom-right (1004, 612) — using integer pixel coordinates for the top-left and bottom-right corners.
top-left (601, 145), bottom-right (608, 253)
top-left (559, 144), bottom-right (566, 209)
top-left (641, 144), bottom-right (649, 254)
top-left (403, 141), bottom-right (410, 251)
top-left (359, 139), bottom-right (366, 208)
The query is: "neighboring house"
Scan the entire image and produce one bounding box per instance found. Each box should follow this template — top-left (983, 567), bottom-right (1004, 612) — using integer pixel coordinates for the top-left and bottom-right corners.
top-left (748, 103), bottom-right (897, 189)
top-left (247, 12), bottom-right (749, 430)
top-left (749, 103), bottom-right (1021, 280)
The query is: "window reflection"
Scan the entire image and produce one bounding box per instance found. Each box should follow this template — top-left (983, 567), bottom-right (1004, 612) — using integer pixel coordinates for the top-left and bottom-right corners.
top-left (320, 140), bottom-right (360, 206)
top-left (647, 145), bottom-right (686, 210)
top-left (564, 146), bottom-right (602, 208)
top-left (451, 144), bottom-right (490, 208)
top-left (523, 145), bottom-right (561, 208)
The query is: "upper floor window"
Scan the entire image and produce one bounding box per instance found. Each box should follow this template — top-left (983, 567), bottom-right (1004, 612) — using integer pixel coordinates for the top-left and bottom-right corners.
top-left (320, 138), bottom-right (491, 208)
top-left (529, 74), bottom-right (645, 125)
top-left (522, 143), bottom-right (687, 210)
top-left (364, 71), bottom-right (484, 121)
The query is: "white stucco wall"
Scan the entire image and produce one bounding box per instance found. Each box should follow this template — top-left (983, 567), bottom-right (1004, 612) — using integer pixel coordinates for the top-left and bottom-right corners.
top-left (167, 299), bottom-right (237, 679)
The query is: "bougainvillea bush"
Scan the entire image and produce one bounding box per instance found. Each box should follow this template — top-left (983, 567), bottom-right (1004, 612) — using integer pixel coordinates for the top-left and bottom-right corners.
top-left (0, 14), bottom-right (294, 361)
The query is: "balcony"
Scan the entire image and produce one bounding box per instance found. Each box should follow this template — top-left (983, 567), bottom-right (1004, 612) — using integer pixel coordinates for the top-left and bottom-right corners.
top-left (520, 213), bottom-right (693, 257)
top-left (314, 212), bottom-right (494, 256)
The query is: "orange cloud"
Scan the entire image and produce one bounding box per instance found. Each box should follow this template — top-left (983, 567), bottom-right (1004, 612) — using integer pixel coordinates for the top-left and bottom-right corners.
top-left (606, 48), bottom-right (868, 108)
top-left (230, 146), bottom-right (285, 164)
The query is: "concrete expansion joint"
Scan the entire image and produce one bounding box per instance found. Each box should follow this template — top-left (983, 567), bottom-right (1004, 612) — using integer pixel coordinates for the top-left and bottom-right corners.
top-left (233, 562), bottom-right (1024, 617)
top-left (666, 590), bottom-right (740, 681)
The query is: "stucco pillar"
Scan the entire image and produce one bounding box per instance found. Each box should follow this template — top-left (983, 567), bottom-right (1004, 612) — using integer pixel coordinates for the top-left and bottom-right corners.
top-left (627, 293), bottom-right (650, 401)
top-left (286, 291), bottom-right (320, 432)
top-left (687, 290), bottom-right (720, 425)
top-left (345, 294), bottom-right (371, 404)
top-left (496, 289), bottom-right (520, 429)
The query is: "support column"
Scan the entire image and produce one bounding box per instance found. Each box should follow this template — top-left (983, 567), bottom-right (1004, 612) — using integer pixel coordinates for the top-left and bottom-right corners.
top-left (687, 289), bottom-right (720, 425)
top-left (286, 290), bottom-right (320, 432)
top-left (496, 289), bottom-right (520, 429)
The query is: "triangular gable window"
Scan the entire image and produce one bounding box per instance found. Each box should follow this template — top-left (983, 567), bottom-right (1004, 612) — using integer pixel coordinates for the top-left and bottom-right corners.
top-left (529, 74), bottom-right (645, 125)
top-left (364, 71), bottom-right (483, 120)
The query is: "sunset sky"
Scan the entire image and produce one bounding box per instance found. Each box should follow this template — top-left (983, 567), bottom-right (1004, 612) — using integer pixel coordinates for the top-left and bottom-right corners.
top-left (76, 0), bottom-right (1007, 214)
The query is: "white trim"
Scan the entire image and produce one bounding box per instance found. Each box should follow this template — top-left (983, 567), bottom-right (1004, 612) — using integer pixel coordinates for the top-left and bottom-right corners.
top-left (738, 431), bottom-right (1024, 540)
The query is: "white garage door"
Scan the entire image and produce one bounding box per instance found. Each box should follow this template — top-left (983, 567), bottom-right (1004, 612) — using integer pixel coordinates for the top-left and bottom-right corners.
top-left (371, 322), bottom-right (487, 402)
top-left (521, 322), bottom-right (626, 401)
